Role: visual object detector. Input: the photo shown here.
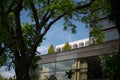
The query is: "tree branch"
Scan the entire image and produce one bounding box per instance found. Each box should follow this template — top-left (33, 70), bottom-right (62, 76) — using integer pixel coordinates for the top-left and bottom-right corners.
top-left (30, 0), bottom-right (40, 35)
top-left (39, 11), bottom-right (50, 32)
top-left (6, 0), bottom-right (15, 14)
top-left (14, 0), bottom-right (26, 56)
top-left (0, 4), bottom-right (4, 11)
top-left (15, 0), bottom-right (23, 11)
top-left (41, 0), bottom-right (96, 37)
top-left (76, 0), bottom-right (95, 10)
top-left (39, 11), bottom-right (54, 32)
top-left (42, 13), bottom-right (65, 36)
top-left (76, 10), bottom-right (88, 14)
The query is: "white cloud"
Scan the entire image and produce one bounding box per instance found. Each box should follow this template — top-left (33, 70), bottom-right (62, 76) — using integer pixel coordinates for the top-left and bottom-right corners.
top-left (37, 46), bottom-right (49, 54)
top-left (0, 71), bottom-right (15, 79)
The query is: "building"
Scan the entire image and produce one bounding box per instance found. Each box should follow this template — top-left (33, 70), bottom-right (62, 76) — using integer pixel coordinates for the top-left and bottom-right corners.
top-left (35, 2), bottom-right (119, 80)
top-left (56, 38), bottom-right (90, 52)
top-left (36, 39), bottom-right (119, 80)
top-left (35, 13), bottom-right (119, 80)
top-left (90, 7), bottom-right (119, 43)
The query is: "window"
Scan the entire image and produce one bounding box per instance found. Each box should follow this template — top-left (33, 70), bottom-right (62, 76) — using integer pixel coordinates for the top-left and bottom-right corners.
top-left (55, 71), bottom-right (70, 80)
top-left (38, 72), bottom-right (54, 80)
top-left (57, 48), bottom-right (62, 52)
top-left (38, 62), bottom-right (55, 72)
top-left (38, 56), bottom-right (104, 80)
top-left (85, 41), bottom-right (90, 46)
top-left (73, 44), bottom-right (78, 49)
top-left (105, 29), bottom-right (119, 41)
top-left (79, 42), bottom-right (84, 48)
top-left (87, 57), bottom-right (104, 79)
top-left (56, 60), bottom-right (75, 71)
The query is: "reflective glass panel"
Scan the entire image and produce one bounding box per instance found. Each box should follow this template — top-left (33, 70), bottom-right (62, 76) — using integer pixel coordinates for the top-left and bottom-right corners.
top-left (55, 71), bottom-right (72, 80)
top-left (56, 60), bottom-right (76, 71)
top-left (38, 62), bottom-right (55, 72)
top-left (105, 29), bottom-right (119, 41)
top-left (38, 72), bottom-right (54, 80)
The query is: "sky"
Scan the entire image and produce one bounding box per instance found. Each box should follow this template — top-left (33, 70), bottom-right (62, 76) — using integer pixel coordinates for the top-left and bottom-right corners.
top-left (37, 19), bottom-right (89, 54)
top-left (0, 9), bottom-right (89, 78)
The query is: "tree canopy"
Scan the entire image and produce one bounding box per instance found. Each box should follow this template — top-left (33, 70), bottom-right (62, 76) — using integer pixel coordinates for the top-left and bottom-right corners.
top-left (63, 42), bottom-right (71, 51)
top-left (48, 44), bottom-right (55, 54)
top-left (100, 0), bottom-right (120, 80)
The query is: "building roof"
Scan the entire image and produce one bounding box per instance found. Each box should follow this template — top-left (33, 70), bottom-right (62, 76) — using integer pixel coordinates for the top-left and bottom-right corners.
top-left (56, 38), bottom-right (89, 49)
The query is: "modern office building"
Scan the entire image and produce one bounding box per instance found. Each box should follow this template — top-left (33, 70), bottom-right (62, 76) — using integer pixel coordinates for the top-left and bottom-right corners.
top-left (35, 39), bottom-right (119, 80)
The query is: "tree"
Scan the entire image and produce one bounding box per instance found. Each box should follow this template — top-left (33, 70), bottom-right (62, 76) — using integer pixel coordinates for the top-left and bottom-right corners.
top-left (101, 54), bottom-right (120, 80)
top-left (106, 0), bottom-right (120, 35)
top-left (48, 44), bottom-right (55, 54)
top-left (63, 42), bottom-right (71, 51)
top-left (100, 0), bottom-right (120, 80)
top-left (0, 0), bottom-right (96, 80)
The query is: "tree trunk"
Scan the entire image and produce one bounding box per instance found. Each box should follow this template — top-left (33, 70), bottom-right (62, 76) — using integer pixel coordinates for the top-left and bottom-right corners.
top-left (15, 68), bottom-right (30, 80)
top-left (15, 57), bottom-right (31, 80)
top-left (115, 26), bottom-right (120, 80)
top-left (118, 27), bottom-right (120, 54)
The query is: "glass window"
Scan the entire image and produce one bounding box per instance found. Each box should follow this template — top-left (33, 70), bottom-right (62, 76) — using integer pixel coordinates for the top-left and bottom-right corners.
top-left (85, 41), bottom-right (90, 46)
top-left (38, 72), bottom-right (54, 80)
top-left (56, 60), bottom-right (76, 71)
top-left (55, 71), bottom-right (70, 80)
top-left (38, 62), bottom-right (55, 72)
top-left (79, 42), bottom-right (84, 48)
top-left (87, 57), bottom-right (104, 79)
top-left (96, 19), bottom-right (115, 29)
top-left (57, 48), bottom-right (61, 52)
top-left (73, 44), bottom-right (78, 49)
top-left (105, 29), bottom-right (119, 41)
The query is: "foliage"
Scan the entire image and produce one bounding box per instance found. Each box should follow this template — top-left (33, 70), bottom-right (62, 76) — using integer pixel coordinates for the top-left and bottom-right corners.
top-left (0, 54), bottom-right (7, 67)
top-left (48, 44), bottom-right (55, 54)
top-left (101, 54), bottom-right (120, 80)
top-left (106, 0), bottom-right (120, 27)
top-left (100, 0), bottom-right (120, 80)
top-left (90, 26), bottom-right (104, 44)
top-left (63, 42), bottom-right (71, 51)
top-left (30, 55), bottom-right (41, 71)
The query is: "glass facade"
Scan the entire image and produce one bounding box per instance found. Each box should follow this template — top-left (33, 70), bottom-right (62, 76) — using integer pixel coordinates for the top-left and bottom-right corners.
top-left (96, 19), bottom-right (115, 29)
top-left (56, 60), bottom-right (75, 71)
top-left (37, 56), bottom-right (104, 80)
top-left (105, 29), bottom-right (119, 41)
top-left (39, 62), bottom-right (55, 72)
